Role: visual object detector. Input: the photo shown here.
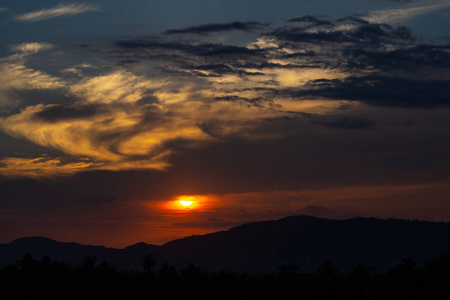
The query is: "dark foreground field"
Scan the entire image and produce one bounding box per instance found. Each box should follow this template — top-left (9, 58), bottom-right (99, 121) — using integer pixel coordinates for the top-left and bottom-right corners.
top-left (2, 252), bottom-right (450, 300)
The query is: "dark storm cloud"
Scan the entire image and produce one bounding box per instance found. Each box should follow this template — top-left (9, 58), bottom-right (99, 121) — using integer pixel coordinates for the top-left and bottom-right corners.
top-left (163, 21), bottom-right (269, 35)
top-left (290, 75), bottom-right (450, 107)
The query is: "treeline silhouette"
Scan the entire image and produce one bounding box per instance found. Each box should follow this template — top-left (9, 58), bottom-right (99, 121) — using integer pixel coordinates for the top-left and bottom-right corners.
top-left (1, 253), bottom-right (450, 299)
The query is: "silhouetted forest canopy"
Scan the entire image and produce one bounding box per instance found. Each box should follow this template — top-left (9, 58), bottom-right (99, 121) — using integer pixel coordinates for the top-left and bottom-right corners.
top-left (2, 252), bottom-right (450, 299)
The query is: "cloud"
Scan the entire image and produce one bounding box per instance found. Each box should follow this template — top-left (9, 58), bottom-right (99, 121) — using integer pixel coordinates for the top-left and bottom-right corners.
top-left (344, 44), bottom-right (450, 71)
top-left (15, 3), bottom-right (101, 22)
top-left (266, 20), bottom-right (415, 47)
top-left (115, 39), bottom-right (263, 57)
top-left (1, 14), bottom-right (450, 179)
top-left (0, 63), bottom-right (64, 109)
top-left (69, 71), bottom-right (167, 104)
top-left (9, 42), bottom-right (54, 54)
top-left (364, 1), bottom-right (450, 24)
top-left (0, 156), bottom-right (98, 178)
top-left (290, 75), bottom-right (450, 107)
top-left (287, 15), bottom-right (333, 26)
top-left (164, 21), bottom-right (269, 35)
top-left (33, 104), bottom-right (103, 122)
top-left (0, 70), bottom-right (217, 176)
top-left (0, 63), bottom-right (63, 90)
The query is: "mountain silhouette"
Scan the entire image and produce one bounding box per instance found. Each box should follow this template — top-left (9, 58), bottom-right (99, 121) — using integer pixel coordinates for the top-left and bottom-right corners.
top-left (2, 215), bottom-right (450, 273)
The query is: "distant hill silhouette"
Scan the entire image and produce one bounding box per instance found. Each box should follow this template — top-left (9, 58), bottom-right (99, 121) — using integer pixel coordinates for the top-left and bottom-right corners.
top-left (2, 215), bottom-right (450, 273)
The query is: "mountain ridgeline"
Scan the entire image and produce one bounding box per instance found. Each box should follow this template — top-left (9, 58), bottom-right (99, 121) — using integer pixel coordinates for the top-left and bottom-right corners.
top-left (2, 215), bottom-right (450, 273)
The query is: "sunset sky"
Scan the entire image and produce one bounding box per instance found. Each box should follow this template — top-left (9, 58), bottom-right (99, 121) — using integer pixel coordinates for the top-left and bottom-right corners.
top-left (1, 0), bottom-right (450, 248)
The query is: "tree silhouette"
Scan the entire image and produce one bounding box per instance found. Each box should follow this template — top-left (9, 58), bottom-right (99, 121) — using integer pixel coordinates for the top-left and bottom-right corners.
top-left (351, 262), bottom-right (375, 280)
top-left (3, 251), bottom-right (450, 299)
top-left (350, 262), bottom-right (376, 300)
top-left (143, 254), bottom-right (157, 274)
top-left (317, 259), bottom-right (338, 279)
top-left (316, 259), bottom-right (339, 300)
top-left (278, 263), bottom-right (299, 275)
top-left (79, 255), bottom-right (97, 272)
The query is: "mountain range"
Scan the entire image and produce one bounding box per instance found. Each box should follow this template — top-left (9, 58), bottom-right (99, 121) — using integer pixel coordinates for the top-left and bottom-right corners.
top-left (2, 215), bottom-right (450, 273)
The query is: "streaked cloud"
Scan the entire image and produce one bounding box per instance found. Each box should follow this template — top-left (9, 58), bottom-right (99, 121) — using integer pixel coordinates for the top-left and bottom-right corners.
top-left (0, 63), bottom-right (63, 90)
top-left (15, 3), bottom-right (101, 22)
top-left (9, 42), bottom-right (54, 54)
top-left (0, 156), bottom-right (98, 178)
top-left (69, 71), bottom-right (167, 104)
top-left (364, 0), bottom-right (450, 24)
top-left (0, 62), bottom-right (64, 109)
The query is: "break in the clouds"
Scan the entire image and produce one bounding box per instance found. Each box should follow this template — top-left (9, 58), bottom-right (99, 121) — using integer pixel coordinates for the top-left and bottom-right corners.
top-left (15, 3), bottom-right (101, 22)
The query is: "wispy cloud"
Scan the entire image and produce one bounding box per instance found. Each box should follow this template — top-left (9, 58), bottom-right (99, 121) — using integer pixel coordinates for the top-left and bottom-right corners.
top-left (0, 62), bottom-right (64, 109)
top-left (10, 42), bottom-right (54, 54)
top-left (15, 3), bottom-right (101, 22)
top-left (0, 156), bottom-right (98, 178)
top-left (364, 1), bottom-right (450, 24)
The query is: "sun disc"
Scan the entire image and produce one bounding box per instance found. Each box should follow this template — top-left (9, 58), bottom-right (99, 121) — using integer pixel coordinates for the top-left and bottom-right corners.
top-left (179, 200), bottom-right (193, 207)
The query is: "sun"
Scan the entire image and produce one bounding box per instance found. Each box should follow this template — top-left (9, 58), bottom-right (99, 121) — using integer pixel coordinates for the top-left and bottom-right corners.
top-left (179, 200), bottom-right (193, 207)
top-left (177, 195), bottom-right (196, 208)
top-left (168, 194), bottom-right (212, 211)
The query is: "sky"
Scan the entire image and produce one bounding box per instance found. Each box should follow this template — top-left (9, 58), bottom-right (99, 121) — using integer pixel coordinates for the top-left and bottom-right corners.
top-left (0, 0), bottom-right (450, 248)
